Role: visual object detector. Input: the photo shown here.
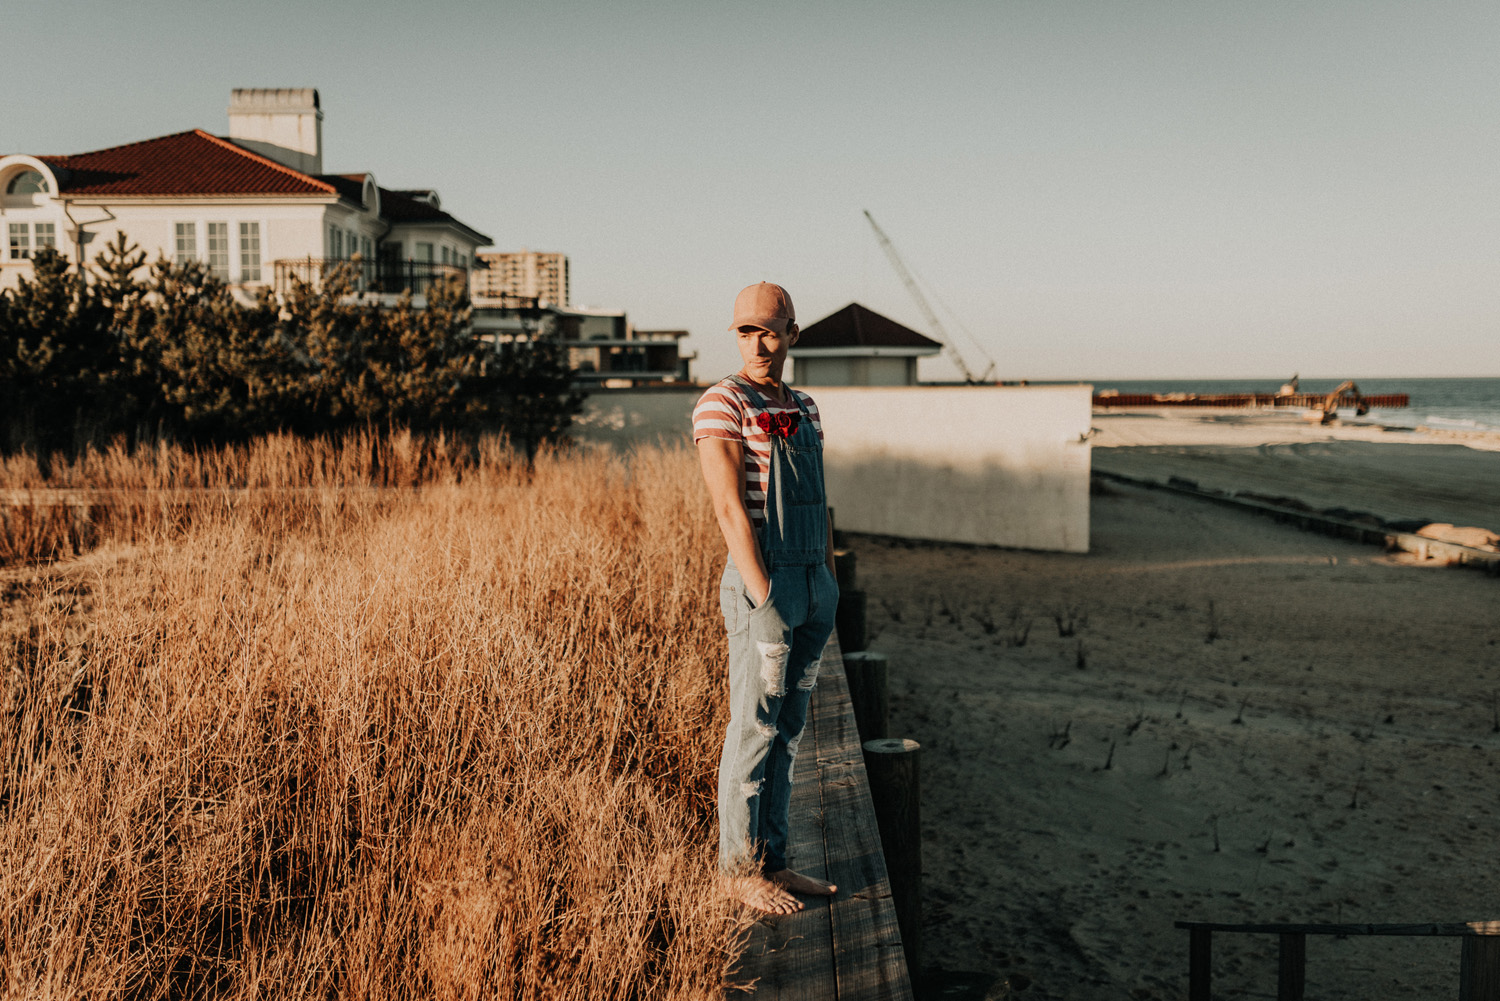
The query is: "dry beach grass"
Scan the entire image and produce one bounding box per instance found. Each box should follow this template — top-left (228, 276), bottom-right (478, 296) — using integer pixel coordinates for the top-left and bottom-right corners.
top-left (2, 434), bottom-right (748, 1000)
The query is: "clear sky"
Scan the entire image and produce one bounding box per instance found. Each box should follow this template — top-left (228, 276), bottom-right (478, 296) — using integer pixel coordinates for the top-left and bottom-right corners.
top-left (7, 0), bottom-right (1498, 381)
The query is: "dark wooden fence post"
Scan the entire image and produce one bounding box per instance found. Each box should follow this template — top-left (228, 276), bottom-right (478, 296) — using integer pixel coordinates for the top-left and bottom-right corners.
top-left (1188, 927), bottom-right (1212, 1001)
top-left (1277, 932), bottom-right (1305, 1001)
top-left (833, 548), bottom-right (867, 652)
top-left (1461, 935), bottom-right (1500, 1001)
top-left (863, 737), bottom-right (921, 980)
top-left (843, 651), bottom-right (889, 742)
top-left (836, 591), bottom-right (867, 653)
top-left (834, 548), bottom-right (857, 593)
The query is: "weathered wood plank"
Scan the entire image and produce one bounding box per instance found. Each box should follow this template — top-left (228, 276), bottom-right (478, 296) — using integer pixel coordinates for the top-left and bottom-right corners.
top-left (729, 634), bottom-right (914, 1000)
top-left (730, 640), bottom-right (837, 999)
top-left (816, 640), bottom-right (914, 1001)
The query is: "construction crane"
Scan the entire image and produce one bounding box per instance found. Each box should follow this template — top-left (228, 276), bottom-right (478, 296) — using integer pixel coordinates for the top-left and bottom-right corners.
top-left (863, 209), bottom-right (995, 384)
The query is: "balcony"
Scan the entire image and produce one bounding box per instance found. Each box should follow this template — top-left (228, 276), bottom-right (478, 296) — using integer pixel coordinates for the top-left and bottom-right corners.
top-left (272, 258), bottom-right (469, 297)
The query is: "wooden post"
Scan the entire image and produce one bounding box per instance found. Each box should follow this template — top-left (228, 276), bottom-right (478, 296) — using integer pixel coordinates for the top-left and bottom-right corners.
top-left (1277, 932), bottom-right (1305, 1001)
top-left (863, 737), bottom-right (921, 980)
top-left (836, 589), bottom-right (867, 653)
top-left (1461, 935), bottom-right (1500, 1001)
top-left (834, 548), bottom-right (858, 593)
top-left (1188, 927), bottom-right (1212, 1001)
top-left (843, 651), bottom-right (889, 742)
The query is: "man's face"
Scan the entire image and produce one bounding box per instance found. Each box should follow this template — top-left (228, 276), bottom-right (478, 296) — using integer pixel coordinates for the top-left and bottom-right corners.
top-left (736, 324), bottom-right (798, 379)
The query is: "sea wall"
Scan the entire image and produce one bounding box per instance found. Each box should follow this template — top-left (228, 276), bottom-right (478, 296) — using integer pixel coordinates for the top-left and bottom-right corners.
top-left (572, 384), bottom-right (1093, 553)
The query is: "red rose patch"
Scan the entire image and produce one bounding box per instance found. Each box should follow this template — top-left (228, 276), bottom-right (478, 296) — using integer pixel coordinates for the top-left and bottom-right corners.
top-left (756, 411), bottom-right (801, 439)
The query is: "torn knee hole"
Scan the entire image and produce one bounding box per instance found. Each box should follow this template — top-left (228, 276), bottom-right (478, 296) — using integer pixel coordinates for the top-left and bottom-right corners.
top-left (755, 640), bottom-right (791, 695)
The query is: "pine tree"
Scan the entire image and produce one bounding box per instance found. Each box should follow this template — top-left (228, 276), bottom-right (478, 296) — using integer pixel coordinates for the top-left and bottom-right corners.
top-left (0, 248), bottom-right (115, 452)
top-left (2, 235), bottom-right (587, 452)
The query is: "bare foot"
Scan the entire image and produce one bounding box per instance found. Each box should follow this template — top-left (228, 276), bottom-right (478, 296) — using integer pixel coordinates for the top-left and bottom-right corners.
top-left (725, 875), bottom-right (803, 915)
top-left (766, 868), bottom-right (837, 897)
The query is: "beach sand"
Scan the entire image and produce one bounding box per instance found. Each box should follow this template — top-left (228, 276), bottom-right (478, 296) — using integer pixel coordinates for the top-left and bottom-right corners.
top-left (854, 411), bottom-right (1500, 1000)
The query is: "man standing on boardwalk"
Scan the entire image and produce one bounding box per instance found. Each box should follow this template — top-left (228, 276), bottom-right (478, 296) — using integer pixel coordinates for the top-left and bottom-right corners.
top-left (693, 282), bottom-right (841, 914)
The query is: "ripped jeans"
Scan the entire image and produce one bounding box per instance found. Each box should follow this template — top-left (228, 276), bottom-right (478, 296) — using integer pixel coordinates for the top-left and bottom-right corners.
top-left (717, 558), bottom-right (839, 874)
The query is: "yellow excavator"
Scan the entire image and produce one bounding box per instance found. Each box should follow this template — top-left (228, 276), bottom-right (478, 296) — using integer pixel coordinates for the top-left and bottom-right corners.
top-left (1320, 380), bottom-right (1371, 424)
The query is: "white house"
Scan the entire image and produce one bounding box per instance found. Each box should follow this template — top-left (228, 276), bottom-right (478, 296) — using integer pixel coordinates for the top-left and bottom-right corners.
top-left (0, 88), bottom-right (490, 300)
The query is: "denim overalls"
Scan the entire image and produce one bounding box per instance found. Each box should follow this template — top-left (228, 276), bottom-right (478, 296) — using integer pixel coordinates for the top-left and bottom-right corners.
top-left (716, 376), bottom-right (839, 874)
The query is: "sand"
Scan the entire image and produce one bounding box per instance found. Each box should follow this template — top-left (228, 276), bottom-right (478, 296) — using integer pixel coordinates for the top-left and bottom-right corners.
top-left (854, 410), bottom-right (1500, 1000)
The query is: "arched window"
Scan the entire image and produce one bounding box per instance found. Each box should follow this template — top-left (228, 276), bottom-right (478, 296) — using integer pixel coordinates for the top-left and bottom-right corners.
top-left (5, 171), bottom-right (49, 195)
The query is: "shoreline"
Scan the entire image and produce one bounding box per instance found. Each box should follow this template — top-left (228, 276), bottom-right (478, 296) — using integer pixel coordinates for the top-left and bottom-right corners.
top-left (1090, 408), bottom-right (1500, 538)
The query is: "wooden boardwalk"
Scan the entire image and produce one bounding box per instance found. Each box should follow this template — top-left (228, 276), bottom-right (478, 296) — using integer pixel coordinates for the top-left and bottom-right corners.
top-left (728, 636), bottom-right (914, 1000)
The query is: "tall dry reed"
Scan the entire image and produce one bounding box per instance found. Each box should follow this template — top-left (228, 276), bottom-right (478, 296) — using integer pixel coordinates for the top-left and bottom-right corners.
top-left (2, 434), bottom-right (749, 999)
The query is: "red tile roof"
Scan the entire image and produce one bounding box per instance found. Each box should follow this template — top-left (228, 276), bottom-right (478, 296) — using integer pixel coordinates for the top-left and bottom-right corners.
top-left (37, 130), bottom-right (336, 197)
top-left (25, 130), bottom-right (492, 244)
top-left (795, 302), bottom-right (944, 351)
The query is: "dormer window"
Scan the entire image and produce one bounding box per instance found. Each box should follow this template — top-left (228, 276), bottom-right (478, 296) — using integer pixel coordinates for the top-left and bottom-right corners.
top-left (6, 171), bottom-right (48, 195)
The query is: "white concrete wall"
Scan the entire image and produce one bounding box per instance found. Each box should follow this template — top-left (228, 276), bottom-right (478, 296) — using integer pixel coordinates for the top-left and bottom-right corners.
top-left (812, 385), bottom-right (1092, 552)
top-left (572, 384), bottom-right (1094, 552)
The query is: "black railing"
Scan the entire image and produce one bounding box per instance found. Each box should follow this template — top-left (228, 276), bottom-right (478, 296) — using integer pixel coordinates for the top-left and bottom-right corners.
top-left (272, 258), bottom-right (469, 297)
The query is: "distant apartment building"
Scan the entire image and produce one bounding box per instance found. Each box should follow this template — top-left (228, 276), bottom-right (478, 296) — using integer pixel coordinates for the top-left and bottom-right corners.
top-left (472, 301), bottom-right (692, 387)
top-left (0, 88), bottom-right (490, 300)
top-left (473, 250), bottom-right (569, 306)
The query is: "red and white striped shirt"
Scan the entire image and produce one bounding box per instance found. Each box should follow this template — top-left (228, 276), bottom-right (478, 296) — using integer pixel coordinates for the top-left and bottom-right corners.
top-left (692, 378), bottom-right (824, 527)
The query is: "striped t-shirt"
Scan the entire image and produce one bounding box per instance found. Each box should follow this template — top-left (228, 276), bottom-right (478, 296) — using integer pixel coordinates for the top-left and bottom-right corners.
top-left (692, 377), bottom-right (824, 527)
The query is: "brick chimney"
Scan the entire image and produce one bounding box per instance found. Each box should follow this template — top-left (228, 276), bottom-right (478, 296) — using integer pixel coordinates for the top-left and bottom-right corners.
top-left (227, 88), bottom-right (323, 175)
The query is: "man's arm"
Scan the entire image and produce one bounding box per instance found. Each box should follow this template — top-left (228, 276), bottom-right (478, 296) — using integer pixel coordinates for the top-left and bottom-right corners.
top-left (698, 436), bottom-right (772, 605)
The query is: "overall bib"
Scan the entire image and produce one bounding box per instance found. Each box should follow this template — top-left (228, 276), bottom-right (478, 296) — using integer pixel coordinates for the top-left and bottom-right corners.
top-left (717, 377), bottom-right (839, 874)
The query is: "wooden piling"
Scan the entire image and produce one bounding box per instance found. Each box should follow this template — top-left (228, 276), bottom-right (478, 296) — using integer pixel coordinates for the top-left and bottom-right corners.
top-left (834, 548), bottom-right (858, 593)
top-left (1277, 932), bottom-right (1305, 1001)
top-left (863, 737), bottom-right (922, 979)
top-left (836, 589), bottom-right (868, 653)
top-left (1461, 935), bottom-right (1500, 1001)
top-left (843, 651), bottom-right (889, 742)
top-left (1187, 927), bottom-right (1212, 1001)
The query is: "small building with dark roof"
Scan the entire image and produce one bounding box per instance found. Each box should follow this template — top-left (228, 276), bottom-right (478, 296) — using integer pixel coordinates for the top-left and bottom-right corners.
top-left (790, 302), bottom-right (943, 386)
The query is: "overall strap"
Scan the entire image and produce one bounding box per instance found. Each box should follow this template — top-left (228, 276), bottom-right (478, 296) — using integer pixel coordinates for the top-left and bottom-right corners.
top-left (724, 374), bottom-right (768, 409)
top-left (726, 373), bottom-right (797, 411)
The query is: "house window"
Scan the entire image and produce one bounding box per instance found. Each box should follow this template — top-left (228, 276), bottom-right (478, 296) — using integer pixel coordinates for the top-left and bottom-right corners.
top-left (239, 222), bottom-right (261, 282)
top-left (440, 245), bottom-right (451, 265)
top-left (174, 222), bottom-right (197, 265)
top-left (327, 226), bottom-right (343, 259)
top-left (5, 171), bottom-right (48, 195)
top-left (360, 235), bottom-right (372, 260)
top-left (206, 222), bottom-right (230, 279)
top-left (34, 223), bottom-right (56, 251)
top-left (347, 230), bottom-right (358, 258)
top-left (8, 223), bottom-right (30, 260)
top-left (415, 242), bottom-right (433, 264)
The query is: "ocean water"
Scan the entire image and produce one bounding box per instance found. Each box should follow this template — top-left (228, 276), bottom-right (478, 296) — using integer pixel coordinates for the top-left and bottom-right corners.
top-left (1085, 377), bottom-right (1500, 433)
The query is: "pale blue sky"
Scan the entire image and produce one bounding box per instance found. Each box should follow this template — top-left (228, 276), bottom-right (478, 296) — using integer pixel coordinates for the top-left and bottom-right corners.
top-left (7, 0), bottom-right (1498, 380)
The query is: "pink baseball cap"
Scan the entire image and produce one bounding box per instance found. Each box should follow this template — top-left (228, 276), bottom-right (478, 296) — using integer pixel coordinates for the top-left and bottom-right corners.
top-left (729, 282), bottom-right (795, 334)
